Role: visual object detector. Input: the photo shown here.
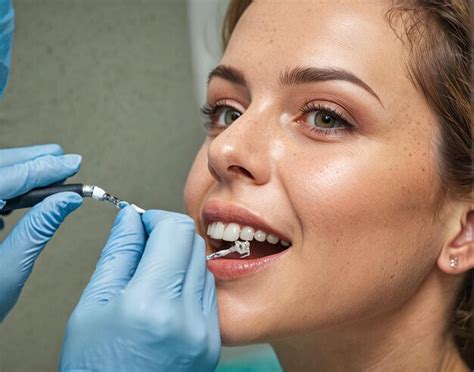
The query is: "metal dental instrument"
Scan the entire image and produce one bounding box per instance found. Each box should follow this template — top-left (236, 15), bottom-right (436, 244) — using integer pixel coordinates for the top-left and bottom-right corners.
top-left (206, 240), bottom-right (250, 261)
top-left (2, 184), bottom-right (250, 260)
top-left (0, 184), bottom-right (145, 214)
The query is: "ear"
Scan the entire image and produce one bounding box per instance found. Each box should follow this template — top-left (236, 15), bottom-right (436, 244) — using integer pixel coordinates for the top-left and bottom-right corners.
top-left (437, 209), bottom-right (474, 274)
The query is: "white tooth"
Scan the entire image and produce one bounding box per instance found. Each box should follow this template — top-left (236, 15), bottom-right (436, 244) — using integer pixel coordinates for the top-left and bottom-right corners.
top-left (266, 234), bottom-right (279, 244)
top-left (207, 224), bottom-right (212, 235)
top-left (211, 222), bottom-right (225, 239)
top-left (240, 226), bottom-right (255, 241)
top-left (254, 230), bottom-right (267, 242)
top-left (281, 240), bottom-right (290, 246)
top-left (223, 223), bottom-right (240, 241)
top-left (208, 222), bottom-right (216, 236)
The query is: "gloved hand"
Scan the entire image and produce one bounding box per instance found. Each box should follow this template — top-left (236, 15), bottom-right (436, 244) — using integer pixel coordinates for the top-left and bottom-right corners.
top-left (0, 144), bottom-right (83, 322)
top-left (60, 207), bottom-right (221, 372)
top-left (0, 0), bottom-right (14, 96)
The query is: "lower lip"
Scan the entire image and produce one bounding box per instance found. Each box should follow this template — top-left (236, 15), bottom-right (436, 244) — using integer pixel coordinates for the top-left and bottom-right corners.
top-left (206, 249), bottom-right (288, 281)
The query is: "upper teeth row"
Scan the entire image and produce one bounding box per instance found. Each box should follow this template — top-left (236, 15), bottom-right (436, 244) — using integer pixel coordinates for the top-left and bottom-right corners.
top-left (207, 221), bottom-right (290, 246)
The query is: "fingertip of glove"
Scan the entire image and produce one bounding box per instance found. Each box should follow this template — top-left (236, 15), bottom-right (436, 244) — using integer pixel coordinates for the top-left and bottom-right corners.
top-left (25, 193), bottom-right (83, 228)
top-left (64, 192), bottom-right (84, 210)
top-left (27, 143), bottom-right (64, 157)
top-left (141, 209), bottom-right (165, 225)
top-left (115, 204), bottom-right (141, 224)
top-left (110, 205), bottom-right (144, 238)
top-left (42, 192), bottom-right (83, 214)
top-left (42, 144), bottom-right (64, 156)
top-left (61, 154), bottom-right (82, 170)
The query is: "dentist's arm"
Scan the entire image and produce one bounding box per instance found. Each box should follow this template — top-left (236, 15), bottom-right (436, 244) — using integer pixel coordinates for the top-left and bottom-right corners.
top-left (60, 208), bottom-right (221, 371)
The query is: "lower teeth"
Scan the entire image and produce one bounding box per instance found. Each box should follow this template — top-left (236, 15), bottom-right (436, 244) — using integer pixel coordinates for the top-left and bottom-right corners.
top-left (207, 240), bottom-right (290, 260)
top-left (206, 240), bottom-right (250, 260)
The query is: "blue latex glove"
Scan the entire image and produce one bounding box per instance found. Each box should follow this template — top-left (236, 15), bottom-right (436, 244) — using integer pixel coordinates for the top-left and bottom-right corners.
top-left (0, 0), bottom-right (14, 96)
top-left (0, 144), bottom-right (83, 322)
top-left (60, 208), bottom-right (221, 372)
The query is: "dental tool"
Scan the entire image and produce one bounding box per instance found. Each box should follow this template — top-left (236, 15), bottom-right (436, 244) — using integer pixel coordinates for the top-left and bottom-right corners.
top-left (0, 184), bottom-right (145, 214)
top-left (0, 184), bottom-right (249, 260)
top-left (206, 240), bottom-right (250, 260)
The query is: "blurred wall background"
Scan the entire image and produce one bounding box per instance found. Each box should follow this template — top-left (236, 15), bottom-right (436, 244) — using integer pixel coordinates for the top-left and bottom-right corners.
top-left (0, 0), bottom-right (278, 371)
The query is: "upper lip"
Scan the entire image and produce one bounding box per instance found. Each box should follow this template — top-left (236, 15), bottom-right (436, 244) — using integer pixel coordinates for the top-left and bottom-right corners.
top-left (201, 198), bottom-right (291, 243)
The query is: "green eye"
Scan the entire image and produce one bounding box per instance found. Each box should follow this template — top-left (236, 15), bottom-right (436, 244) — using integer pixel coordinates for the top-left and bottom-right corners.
top-left (309, 111), bottom-right (339, 128)
top-left (298, 102), bottom-right (354, 135)
top-left (218, 107), bottom-right (241, 125)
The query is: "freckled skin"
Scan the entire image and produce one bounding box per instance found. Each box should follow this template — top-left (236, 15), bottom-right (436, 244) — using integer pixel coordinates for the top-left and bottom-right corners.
top-left (184, 1), bottom-right (466, 370)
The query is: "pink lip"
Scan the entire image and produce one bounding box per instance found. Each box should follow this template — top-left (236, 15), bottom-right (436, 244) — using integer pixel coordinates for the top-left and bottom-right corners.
top-left (206, 249), bottom-right (288, 281)
top-left (201, 199), bottom-right (290, 242)
top-left (201, 198), bottom-right (291, 280)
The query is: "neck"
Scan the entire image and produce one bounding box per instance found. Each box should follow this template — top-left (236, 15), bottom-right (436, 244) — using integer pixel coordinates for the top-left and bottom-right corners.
top-left (271, 270), bottom-right (469, 372)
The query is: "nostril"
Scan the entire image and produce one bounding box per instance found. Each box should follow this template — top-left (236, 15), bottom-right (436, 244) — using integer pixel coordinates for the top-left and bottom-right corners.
top-left (228, 165), bottom-right (253, 179)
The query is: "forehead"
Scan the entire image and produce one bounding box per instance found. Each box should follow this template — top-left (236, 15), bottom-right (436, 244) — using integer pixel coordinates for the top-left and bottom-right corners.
top-left (221, 0), bottom-right (409, 101)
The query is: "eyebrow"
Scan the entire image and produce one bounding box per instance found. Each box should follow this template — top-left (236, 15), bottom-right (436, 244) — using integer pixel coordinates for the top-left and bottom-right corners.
top-left (208, 64), bottom-right (383, 107)
top-left (208, 65), bottom-right (246, 86)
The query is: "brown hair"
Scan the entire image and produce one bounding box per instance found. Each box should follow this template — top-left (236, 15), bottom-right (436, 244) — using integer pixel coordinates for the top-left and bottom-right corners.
top-left (221, 0), bottom-right (472, 366)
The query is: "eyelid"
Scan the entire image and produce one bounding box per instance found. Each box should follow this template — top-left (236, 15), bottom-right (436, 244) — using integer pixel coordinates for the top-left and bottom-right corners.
top-left (297, 99), bottom-right (357, 128)
top-left (213, 98), bottom-right (245, 113)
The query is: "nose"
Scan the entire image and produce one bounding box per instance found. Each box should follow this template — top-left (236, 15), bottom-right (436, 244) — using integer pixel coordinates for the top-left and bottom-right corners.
top-left (207, 112), bottom-right (272, 186)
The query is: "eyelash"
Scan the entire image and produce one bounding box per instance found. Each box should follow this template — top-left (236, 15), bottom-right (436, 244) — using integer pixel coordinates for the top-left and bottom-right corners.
top-left (200, 99), bottom-right (230, 130)
top-left (200, 99), bottom-right (355, 136)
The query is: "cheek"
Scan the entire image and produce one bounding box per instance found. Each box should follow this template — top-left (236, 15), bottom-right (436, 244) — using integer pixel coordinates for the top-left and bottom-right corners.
top-left (280, 143), bottom-right (442, 324)
top-left (184, 142), bottom-right (212, 218)
top-left (287, 137), bottom-right (439, 242)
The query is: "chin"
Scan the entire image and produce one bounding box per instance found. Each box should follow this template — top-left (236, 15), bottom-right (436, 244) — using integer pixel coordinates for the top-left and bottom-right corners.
top-left (215, 293), bottom-right (293, 346)
top-left (215, 296), bottom-right (267, 346)
top-left (218, 321), bottom-right (266, 346)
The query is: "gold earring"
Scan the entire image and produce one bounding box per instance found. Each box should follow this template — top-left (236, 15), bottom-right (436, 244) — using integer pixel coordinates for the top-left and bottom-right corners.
top-left (449, 255), bottom-right (458, 269)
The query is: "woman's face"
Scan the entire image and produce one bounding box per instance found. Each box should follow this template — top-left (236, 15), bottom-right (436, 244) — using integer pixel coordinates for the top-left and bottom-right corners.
top-left (184, 0), bottom-right (447, 345)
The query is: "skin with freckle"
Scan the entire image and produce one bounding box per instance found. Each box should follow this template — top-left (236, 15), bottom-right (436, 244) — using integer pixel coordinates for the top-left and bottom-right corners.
top-left (184, 1), bottom-right (469, 370)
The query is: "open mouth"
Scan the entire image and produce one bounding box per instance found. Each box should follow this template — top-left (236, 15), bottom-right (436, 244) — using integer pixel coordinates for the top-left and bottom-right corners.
top-left (206, 221), bottom-right (292, 260)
